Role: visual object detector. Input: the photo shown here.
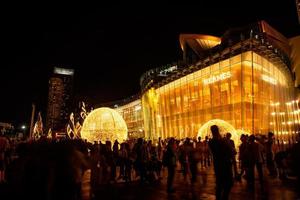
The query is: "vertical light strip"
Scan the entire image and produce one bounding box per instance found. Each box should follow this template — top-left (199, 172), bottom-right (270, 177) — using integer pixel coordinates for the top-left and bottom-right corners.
top-left (241, 52), bottom-right (245, 131)
top-left (251, 50), bottom-right (255, 134)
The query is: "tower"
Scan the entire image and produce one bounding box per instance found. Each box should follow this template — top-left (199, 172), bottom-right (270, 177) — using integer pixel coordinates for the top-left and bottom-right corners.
top-left (46, 67), bottom-right (74, 134)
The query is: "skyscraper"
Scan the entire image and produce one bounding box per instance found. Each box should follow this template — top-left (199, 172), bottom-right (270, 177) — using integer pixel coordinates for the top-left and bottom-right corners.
top-left (46, 67), bottom-right (74, 134)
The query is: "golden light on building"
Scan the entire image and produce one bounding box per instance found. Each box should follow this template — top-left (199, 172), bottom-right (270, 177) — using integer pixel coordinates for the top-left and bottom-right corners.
top-left (114, 98), bottom-right (144, 139)
top-left (81, 107), bottom-right (128, 143)
top-left (105, 21), bottom-right (300, 145)
top-left (142, 50), bottom-right (295, 141)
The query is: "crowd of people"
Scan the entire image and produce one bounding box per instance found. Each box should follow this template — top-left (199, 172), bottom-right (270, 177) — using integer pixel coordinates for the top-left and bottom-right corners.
top-left (0, 127), bottom-right (300, 200)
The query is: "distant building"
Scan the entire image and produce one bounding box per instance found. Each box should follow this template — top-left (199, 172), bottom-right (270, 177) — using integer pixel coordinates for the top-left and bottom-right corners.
top-left (46, 67), bottom-right (74, 134)
top-left (96, 94), bottom-right (144, 139)
top-left (114, 98), bottom-right (144, 139)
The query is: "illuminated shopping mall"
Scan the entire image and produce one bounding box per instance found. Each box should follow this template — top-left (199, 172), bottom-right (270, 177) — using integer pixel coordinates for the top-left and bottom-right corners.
top-left (82, 21), bottom-right (300, 144)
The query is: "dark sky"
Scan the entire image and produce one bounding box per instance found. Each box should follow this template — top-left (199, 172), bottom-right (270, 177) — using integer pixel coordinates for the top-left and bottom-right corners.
top-left (1, 2), bottom-right (299, 128)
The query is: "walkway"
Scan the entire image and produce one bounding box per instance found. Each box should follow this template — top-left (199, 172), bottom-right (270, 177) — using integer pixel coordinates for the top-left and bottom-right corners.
top-left (84, 165), bottom-right (299, 200)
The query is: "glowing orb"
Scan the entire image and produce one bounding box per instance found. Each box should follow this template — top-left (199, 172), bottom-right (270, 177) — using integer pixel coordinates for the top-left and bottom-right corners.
top-left (197, 119), bottom-right (239, 145)
top-left (81, 107), bottom-right (128, 143)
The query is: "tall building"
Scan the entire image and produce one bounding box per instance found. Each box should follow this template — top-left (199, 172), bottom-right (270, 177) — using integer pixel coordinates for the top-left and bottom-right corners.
top-left (46, 67), bottom-right (74, 134)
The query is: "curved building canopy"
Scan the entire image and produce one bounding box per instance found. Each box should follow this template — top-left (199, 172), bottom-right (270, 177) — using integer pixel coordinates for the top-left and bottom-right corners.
top-left (179, 34), bottom-right (221, 55)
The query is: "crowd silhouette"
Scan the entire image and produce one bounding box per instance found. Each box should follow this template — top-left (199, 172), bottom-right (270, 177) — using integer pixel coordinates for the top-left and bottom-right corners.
top-left (0, 126), bottom-right (300, 200)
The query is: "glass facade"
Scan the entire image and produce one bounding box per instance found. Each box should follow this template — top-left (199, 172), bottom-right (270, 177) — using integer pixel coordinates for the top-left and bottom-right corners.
top-left (142, 51), bottom-right (296, 142)
top-left (115, 99), bottom-right (144, 139)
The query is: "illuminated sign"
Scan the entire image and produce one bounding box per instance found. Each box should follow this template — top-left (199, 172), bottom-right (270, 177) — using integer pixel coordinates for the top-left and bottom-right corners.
top-left (203, 72), bottom-right (231, 85)
top-left (262, 75), bottom-right (277, 85)
top-left (54, 67), bottom-right (74, 76)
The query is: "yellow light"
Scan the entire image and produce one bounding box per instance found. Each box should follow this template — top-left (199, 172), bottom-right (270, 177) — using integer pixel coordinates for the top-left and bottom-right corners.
top-left (203, 72), bottom-right (231, 85)
top-left (271, 112), bottom-right (276, 116)
top-left (197, 119), bottom-right (239, 145)
top-left (81, 107), bottom-right (128, 143)
top-left (235, 129), bottom-right (251, 136)
top-left (262, 74), bottom-right (277, 85)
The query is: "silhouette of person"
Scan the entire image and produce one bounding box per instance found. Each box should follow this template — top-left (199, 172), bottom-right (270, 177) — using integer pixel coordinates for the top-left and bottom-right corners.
top-left (164, 137), bottom-right (177, 193)
top-left (209, 125), bottom-right (233, 200)
top-left (225, 132), bottom-right (238, 179)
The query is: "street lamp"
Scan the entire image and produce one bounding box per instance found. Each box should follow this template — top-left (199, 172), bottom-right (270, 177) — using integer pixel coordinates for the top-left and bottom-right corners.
top-left (20, 125), bottom-right (27, 139)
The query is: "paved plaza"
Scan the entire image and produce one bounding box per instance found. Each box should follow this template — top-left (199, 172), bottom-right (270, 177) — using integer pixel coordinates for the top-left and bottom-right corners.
top-left (85, 165), bottom-right (299, 200)
top-left (0, 163), bottom-right (298, 200)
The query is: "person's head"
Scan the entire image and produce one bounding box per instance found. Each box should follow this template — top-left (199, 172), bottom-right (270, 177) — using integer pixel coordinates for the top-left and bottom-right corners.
top-left (226, 132), bottom-right (231, 139)
top-left (137, 138), bottom-right (143, 145)
top-left (210, 125), bottom-right (220, 139)
top-left (240, 134), bottom-right (246, 142)
top-left (185, 137), bottom-right (190, 144)
top-left (249, 135), bottom-right (256, 143)
top-left (168, 137), bottom-right (175, 145)
top-left (268, 132), bottom-right (274, 138)
top-left (198, 136), bottom-right (201, 142)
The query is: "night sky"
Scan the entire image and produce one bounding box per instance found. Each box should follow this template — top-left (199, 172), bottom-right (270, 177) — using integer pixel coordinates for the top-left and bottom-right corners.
top-left (1, 2), bottom-right (299, 129)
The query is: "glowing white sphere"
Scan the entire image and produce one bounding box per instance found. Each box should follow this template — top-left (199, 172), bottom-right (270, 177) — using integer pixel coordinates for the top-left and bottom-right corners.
top-left (81, 107), bottom-right (128, 143)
